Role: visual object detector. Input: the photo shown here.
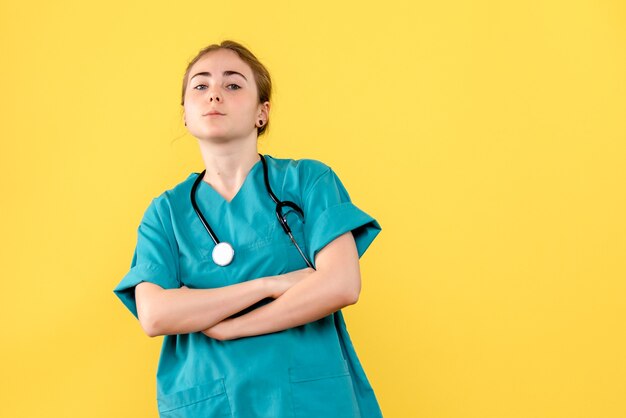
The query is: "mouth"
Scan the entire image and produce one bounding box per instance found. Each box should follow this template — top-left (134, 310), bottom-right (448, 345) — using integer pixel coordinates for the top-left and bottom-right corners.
top-left (204, 111), bottom-right (225, 116)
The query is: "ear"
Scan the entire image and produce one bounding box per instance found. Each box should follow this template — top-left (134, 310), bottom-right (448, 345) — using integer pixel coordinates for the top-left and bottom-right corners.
top-left (258, 101), bottom-right (270, 122)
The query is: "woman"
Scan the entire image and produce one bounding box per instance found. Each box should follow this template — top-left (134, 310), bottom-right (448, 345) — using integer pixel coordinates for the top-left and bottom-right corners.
top-left (113, 40), bottom-right (383, 418)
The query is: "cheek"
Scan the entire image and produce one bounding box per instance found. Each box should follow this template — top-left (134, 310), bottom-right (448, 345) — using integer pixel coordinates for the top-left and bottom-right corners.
top-left (184, 98), bottom-right (202, 116)
top-left (232, 91), bottom-right (260, 111)
top-left (239, 98), bottom-right (260, 118)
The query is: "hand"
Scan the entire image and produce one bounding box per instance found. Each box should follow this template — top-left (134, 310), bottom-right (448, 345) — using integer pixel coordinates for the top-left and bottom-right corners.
top-left (267, 267), bottom-right (315, 299)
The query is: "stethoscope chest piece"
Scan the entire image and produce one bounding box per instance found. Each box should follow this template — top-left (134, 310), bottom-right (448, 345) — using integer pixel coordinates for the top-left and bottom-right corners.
top-left (212, 242), bottom-right (234, 266)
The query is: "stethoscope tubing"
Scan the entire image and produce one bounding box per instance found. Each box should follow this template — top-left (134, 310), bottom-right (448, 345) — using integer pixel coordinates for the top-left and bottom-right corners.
top-left (190, 172), bottom-right (220, 245)
top-left (190, 153), bottom-right (314, 269)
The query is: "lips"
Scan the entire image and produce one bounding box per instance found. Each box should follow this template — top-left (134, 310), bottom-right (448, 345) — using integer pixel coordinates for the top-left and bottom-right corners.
top-left (204, 111), bottom-right (225, 116)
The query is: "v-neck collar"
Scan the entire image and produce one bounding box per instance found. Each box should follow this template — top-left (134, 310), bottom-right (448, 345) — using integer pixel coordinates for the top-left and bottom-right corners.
top-left (195, 156), bottom-right (264, 206)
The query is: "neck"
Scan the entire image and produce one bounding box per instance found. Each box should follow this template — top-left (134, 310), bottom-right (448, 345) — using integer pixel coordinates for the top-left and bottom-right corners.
top-left (196, 135), bottom-right (260, 192)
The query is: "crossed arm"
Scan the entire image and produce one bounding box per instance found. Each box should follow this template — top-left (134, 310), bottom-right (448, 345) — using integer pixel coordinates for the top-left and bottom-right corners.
top-left (135, 231), bottom-right (361, 339)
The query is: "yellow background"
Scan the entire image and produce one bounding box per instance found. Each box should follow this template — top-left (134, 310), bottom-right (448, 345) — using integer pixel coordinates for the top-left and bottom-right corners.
top-left (1, 1), bottom-right (625, 417)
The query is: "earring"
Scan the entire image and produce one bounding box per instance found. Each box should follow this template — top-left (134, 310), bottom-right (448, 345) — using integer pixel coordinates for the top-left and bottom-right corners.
top-left (258, 120), bottom-right (263, 126)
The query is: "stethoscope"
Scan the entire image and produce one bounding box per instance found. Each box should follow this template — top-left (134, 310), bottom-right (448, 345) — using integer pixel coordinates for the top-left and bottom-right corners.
top-left (190, 153), bottom-right (314, 269)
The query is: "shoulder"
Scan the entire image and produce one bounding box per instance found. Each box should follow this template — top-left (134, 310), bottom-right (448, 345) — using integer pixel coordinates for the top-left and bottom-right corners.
top-left (141, 173), bottom-right (198, 222)
top-left (294, 157), bottom-right (333, 179)
top-left (266, 154), bottom-right (333, 183)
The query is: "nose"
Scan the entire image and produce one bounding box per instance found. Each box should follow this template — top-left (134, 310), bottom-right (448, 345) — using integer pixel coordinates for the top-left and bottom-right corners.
top-left (207, 87), bottom-right (221, 103)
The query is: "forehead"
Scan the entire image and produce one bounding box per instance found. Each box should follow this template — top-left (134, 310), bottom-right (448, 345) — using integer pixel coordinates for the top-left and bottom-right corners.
top-left (188, 49), bottom-right (252, 80)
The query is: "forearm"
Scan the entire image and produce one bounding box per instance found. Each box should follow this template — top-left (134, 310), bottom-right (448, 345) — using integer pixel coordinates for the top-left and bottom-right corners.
top-left (147, 278), bottom-right (271, 336)
top-left (228, 270), bottom-right (355, 339)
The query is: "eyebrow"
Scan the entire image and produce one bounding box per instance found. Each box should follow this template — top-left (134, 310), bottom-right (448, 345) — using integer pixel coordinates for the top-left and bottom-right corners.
top-left (190, 71), bottom-right (247, 82)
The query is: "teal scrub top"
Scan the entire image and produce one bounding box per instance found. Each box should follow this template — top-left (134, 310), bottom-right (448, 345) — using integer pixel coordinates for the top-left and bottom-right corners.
top-left (113, 155), bottom-right (383, 418)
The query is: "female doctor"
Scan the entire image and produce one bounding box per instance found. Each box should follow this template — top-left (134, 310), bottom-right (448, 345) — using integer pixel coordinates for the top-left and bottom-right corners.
top-left (113, 40), bottom-right (383, 418)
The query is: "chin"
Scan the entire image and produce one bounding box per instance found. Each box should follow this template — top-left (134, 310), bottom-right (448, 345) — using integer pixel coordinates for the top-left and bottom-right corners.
top-left (192, 127), bottom-right (228, 140)
top-left (197, 132), bottom-right (236, 143)
top-left (198, 128), bottom-right (252, 143)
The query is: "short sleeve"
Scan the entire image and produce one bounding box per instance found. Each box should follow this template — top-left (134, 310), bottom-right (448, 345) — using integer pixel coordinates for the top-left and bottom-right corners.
top-left (113, 197), bottom-right (181, 320)
top-left (302, 166), bottom-right (382, 268)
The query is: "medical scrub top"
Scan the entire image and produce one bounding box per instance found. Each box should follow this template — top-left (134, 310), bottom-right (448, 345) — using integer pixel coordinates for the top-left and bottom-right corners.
top-left (113, 155), bottom-right (383, 418)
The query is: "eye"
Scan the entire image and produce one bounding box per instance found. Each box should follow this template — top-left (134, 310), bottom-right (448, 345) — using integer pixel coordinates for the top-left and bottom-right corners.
top-left (192, 83), bottom-right (240, 91)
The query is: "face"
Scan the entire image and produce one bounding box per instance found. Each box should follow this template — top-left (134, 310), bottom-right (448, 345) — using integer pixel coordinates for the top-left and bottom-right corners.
top-left (183, 48), bottom-right (269, 142)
